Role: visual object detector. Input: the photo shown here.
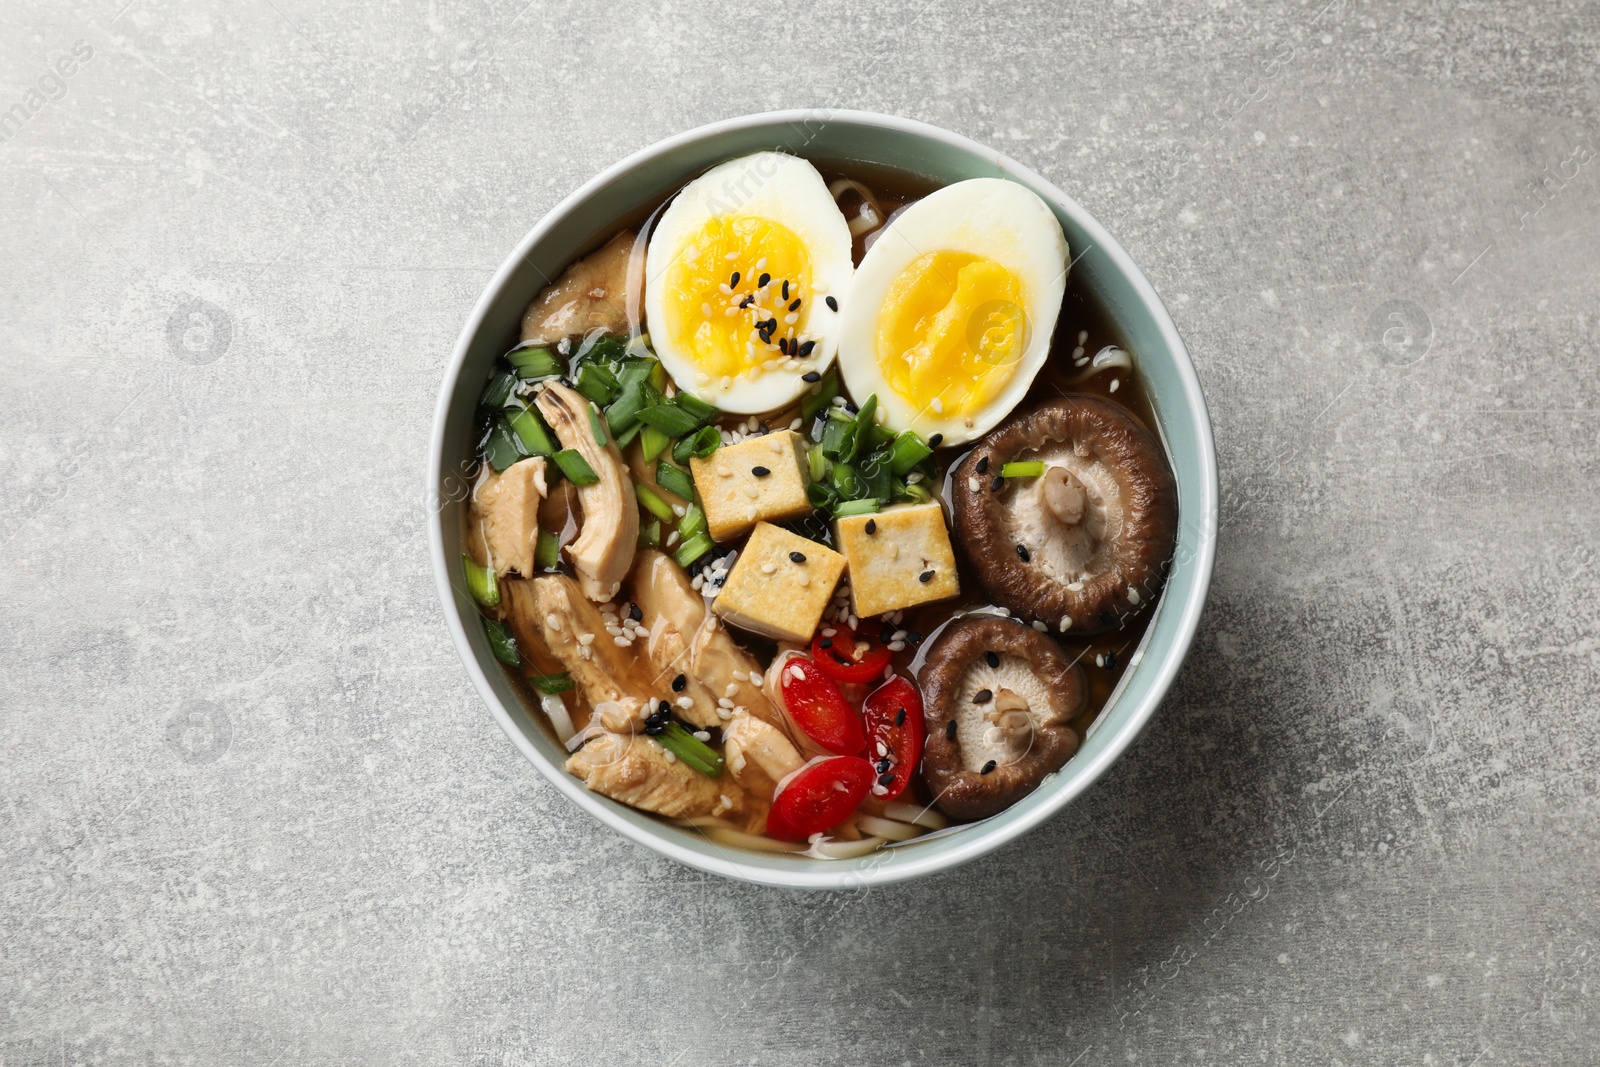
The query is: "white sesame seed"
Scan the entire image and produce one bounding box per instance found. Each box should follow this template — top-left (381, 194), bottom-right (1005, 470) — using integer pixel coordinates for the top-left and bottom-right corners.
top-left (717, 706), bottom-right (732, 720)
top-left (1128, 587), bottom-right (1141, 605)
top-left (546, 613), bottom-right (562, 631)
top-left (614, 636), bottom-right (631, 647)
top-left (677, 696), bottom-right (694, 709)
top-left (1032, 620), bottom-right (1048, 632)
top-left (930, 397), bottom-right (943, 413)
top-left (579, 632), bottom-right (595, 646)
top-left (888, 641), bottom-right (906, 652)
top-left (1059, 616), bottom-right (1071, 632)
top-left (1110, 378), bottom-right (1121, 393)
top-left (761, 562), bottom-right (777, 575)
top-left (787, 664), bottom-right (804, 682)
top-left (789, 418), bottom-right (802, 430)
top-left (693, 730), bottom-right (711, 742)
top-left (724, 683), bottom-right (738, 698)
top-left (663, 750), bottom-right (677, 763)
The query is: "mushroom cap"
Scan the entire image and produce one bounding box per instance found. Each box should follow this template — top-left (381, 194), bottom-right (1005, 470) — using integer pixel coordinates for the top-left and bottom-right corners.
top-left (951, 394), bottom-right (1177, 635)
top-left (918, 615), bottom-right (1085, 820)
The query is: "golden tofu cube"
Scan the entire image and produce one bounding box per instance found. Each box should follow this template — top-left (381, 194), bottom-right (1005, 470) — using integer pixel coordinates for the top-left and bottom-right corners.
top-left (712, 522), bottom-right (845, 643)
top-left (834, 502), bottom-right (960, 618)
top-left (690, 430), bottom-right (812, 542)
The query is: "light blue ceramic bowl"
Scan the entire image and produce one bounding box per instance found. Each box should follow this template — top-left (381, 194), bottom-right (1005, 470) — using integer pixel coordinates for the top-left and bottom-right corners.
top-left (428, 110), bottom-right (1217, 889)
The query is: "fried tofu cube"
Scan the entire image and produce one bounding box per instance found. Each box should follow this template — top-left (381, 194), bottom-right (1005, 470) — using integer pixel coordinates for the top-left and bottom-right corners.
top-left (690, 430), bottom-right (812, 542)
top-left (834, 502), bottom-right (960, 618)
top-left (712, 522), bottom-right (845, 643)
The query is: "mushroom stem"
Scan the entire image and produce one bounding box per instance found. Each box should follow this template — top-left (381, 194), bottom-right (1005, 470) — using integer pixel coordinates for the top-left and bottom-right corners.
top-left (1041, 465), bottom-right (1087, 527)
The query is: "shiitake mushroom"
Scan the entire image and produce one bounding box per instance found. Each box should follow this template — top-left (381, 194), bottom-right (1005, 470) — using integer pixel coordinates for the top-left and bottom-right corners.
top-left (952, 395), bottom-right (1177, 635)
top-left (918, 615), bottom-right (1086, 820)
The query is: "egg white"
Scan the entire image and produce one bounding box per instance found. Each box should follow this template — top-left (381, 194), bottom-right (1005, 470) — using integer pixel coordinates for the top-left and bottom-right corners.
top-left (837, 178), bottom-right (1069, 446)
top-left (644, 152), bottom-right (855, 414)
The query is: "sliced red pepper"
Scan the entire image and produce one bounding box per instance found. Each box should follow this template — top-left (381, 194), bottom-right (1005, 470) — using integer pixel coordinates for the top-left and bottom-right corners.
top-left (861, 674), bottom-right (925, 801)
top-left (778, 656), bottom-right (866, 756)
top-left (810, 624), bottom-right (893, 685)
top-left (766, 756), bottom-right (876, 842)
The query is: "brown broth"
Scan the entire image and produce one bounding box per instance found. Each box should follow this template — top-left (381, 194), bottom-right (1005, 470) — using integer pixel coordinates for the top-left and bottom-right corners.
top-left (474, 157), bottom-right (1171, 828)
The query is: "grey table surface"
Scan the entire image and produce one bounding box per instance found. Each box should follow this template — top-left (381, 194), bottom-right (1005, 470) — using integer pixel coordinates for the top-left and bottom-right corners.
top-left (4, 0), bottom-right (1598, 1063)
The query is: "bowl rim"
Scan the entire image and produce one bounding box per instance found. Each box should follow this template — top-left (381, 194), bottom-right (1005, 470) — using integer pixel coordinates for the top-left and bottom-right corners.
top-left (427, 108), bottom-right (1218, 890)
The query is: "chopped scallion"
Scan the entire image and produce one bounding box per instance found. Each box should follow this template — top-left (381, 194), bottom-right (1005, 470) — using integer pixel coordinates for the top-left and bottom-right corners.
top-left (507, 345), bottom-right (562, 379)
top-left (1001, 460), bottom-right (1045, 479)
top-left (678, 503), bottom-right (707, 542)
top-left (612, 420), bottom-right (642, 450)
top-left (574, 362), bottom-right (620, 406)
top-left (800, 367), bottom-right (839, 421)
top-left (587, 404), bottom-right (609, 446)
top-left (834, 497), bottom-right (881, 517)
top-left (888, 431), bottom-right (933, 476)
top-left (506, 405), bottom-right (555, 457)
top-left (639, 517), bottom-right (661, 548)
top-left (655, 461), bottom-right (695, 502)
top-left (535, 530), bottom-right (561, 570)
top-left (527, 671), bottom-right (573, 696)
top-left (481, 616), bottom-right (521, 667)
top-left (483, 415), bottom-right (522, 472)
top-left (672, 391), bottom-right (720, 425)
top-left (462, 554), bottom-right (499, 608)
top-left (635, 483), bottom-right (676, 523)
top-left (807, 444), bottom-right (829, 483)
top-left (553, 448), bottom-right (600, 485)
top-left (673, 533), bottom-right (713, 568)
top-left (640, 425), bottom-right (672, 462)
top-left (659, 721), bottom-right (724, 777)
top-left (478, 369), bottom-right (517, 408)
top-left (637, 403), bottom-right (701, 437)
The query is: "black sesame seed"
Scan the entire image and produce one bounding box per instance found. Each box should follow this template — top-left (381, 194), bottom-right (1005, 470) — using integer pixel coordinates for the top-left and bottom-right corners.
top-left (781, 280), bottom-right (789, 300)
top-left (644, 723), bottom-right (665, 736)
top-left (919, 570), bottom-right (935, 583)
top-left (946, 720), bottom-right (958, 740)
top-left (1105, 650), bottom-right (1118, 670)
top-left (730, 271), bottom-right (740, 287)
top-left (1016, 543), bottom-right (1031, 562)
top-left (740, 295), bottom-right (754, 308)
top-left (981, 760), bottom-right (997, 775)
top-left (825, 295), bottom-right (839, 311)
top-left (802, 370), bottom-right (821, 383)
top-left (819, 637), bottom-right (833, 649)
top-left (789, 298), bottom-right (801, 311)
top-left (878, 771), bottom-right (896, 787)
top-left (672, 673), bottom-right (686, 692)
top-left (985, 651), bottom-right (1000, 669)
top-left (928, 433), bottom-right (943, 448)
top-left (629, 604), bottom-right (643, 622)
top-left (991, 475), bottom-right (1005, 492)
top-left (880, 623), bottom-right (896, 644)
top-left (799, 339), bottom-right (816, 357)
top-left (908, 631), bottom-right (922, 643)
top-left (877, 758), bottom-right (891, 773)
top-left (864, 519), bottom-right (877, 535)
top-left (975, 456), bottom-right (989, 474)
top-left (974, 689), bottom-right (993, 704)
top-left (659, 700), bottom-right (671, 715)
top-left (895, 707), bottom-right (906, 726)
top-left (752, 465), bottom-right (771, 477)
top-left (758, 272), bottom-right (771, 288)
top-left (777, 337), bottom-right (788, 355)
top-left (789, 550), bottom-right (806, 563)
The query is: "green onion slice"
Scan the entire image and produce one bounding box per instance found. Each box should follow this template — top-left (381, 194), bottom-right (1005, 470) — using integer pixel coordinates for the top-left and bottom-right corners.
top-left (640, 425), bottom-right (672, 462)
top-left (507, 345), bottom-right (562, 379)
top-left (553, 449), bottom-right (600, 485)
top-left (635, 483), bottom-right (676, 523)
top-left (659, 721), bottom-right (724, 778)
top-left (673, 533), bottom-right (713, 569)
top-left (535, 530), bottom-right (561, 570)
top-left (527, 671), bottom-right (573, 696)
top-left (482, 616), bottom-right (521, 667)
top-left (655, 461), bottom-right (695, 502)
top-left (1001, 460), bottom-right (1045, 479)
top-left (834, 497), bottom-right (881, 517)
top-left (678, 503), bottom-right (707, 542)
top-left (462, 554), bottom-right (499, 608)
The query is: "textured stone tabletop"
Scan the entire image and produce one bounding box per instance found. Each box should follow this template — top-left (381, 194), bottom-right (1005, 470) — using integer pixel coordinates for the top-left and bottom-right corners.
top-left (4, 0), bottom-right (1598, 1063)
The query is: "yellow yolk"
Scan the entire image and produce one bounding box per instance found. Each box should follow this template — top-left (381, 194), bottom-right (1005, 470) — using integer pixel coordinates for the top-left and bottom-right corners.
top-left (661, 215), bottom-right (813, 381)
top-left (874, 251), bottom-right (1028, 418)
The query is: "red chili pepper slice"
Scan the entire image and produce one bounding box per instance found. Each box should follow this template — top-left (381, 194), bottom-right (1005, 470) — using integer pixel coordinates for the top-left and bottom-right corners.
top-left (766, 756), bottom-right (877, 842)
top-left (778, 657), bottom-right (866, 756)
top-left (810, 624), bottom-right (893, 685)
top-left (861, 674), bottom-right (924, 801)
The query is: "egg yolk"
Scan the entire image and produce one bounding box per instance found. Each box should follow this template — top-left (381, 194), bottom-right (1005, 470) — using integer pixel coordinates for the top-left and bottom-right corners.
top-left (661, 215), bottom-right (814, 381)
top-left (874, 251), bottom-right (1028, 420)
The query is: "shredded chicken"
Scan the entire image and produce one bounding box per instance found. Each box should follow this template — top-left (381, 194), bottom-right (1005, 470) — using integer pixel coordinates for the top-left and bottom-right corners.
top-left (566, 730), bottom-right (743, 820)
top-left (503, 574), bottom-right (649, 732)
top-left (468, 457), bottom-right (548, 577)
top-left (721, 712), bottom-right (804, 802)
top-left (630, 549), bottom-right (788, 732)
top-left (534, 382), bottom-right (638, 602)
top-left (520, 231), bottom-right (638, 344)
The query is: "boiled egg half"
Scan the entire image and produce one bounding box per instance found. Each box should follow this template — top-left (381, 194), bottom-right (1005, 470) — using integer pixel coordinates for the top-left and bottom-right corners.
top-left (645, 152), bottom-right (855, 413)
top-left (837, 178), bottom-right (1069, 445)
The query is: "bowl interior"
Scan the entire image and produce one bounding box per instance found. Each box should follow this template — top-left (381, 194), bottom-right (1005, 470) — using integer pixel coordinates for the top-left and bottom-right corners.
top-left (429, 111), bottom-right (1217, 889)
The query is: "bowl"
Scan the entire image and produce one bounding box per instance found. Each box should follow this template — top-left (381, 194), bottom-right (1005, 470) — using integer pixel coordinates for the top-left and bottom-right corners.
top-left (427, 110), bottom-right (1218, 889)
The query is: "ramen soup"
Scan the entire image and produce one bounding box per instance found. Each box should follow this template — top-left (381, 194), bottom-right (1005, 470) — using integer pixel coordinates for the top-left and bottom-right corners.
top-left (461, 153), bottom-right (1178, 858)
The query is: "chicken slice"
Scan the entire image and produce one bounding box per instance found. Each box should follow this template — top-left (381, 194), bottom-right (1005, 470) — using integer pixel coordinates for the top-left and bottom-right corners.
top-left (630, 549), bottom-right (787, 732)
top-left (521, 231), bottom-right (639, 344)
top-left (721, 712), bottom-right (805, 803)
top-left (534, 381), bottom-right (638, 603)
top-left (468, 457), bottom-right (547, 577)
top-left (503, 574), bottom-right (650, 732)
top-left (566, 730), bottom-right (747, 821)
